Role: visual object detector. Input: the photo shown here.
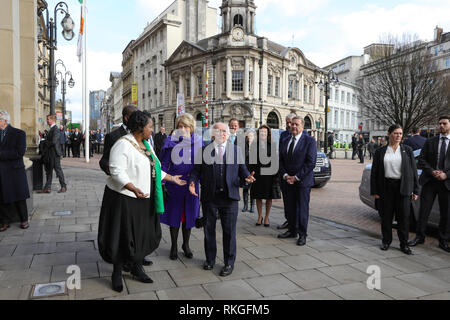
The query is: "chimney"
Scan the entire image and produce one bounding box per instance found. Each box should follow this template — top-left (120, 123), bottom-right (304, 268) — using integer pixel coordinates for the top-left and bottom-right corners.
top-left (434, 26), bottom-right (443, 43)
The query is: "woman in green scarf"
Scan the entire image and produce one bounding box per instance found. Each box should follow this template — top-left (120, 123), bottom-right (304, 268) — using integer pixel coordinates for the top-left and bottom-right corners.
top-left (98, 111), bottom-right (186, 293)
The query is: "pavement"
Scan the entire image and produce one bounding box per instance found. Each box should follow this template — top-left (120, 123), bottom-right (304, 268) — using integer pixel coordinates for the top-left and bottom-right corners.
top-left (0, 156), bottom-right (449, 300)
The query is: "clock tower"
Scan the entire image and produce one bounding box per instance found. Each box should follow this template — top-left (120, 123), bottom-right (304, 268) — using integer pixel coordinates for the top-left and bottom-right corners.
top-left (220, 0), bottom-right (256, 36)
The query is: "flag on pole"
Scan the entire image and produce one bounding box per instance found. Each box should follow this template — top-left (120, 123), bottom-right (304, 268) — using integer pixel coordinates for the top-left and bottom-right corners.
top-left (76, 2), bottom-right (85, 63)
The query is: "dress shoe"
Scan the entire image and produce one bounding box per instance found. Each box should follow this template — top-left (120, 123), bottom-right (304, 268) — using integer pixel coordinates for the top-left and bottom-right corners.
top-left (142, 258), bottom-right (153, 266)
top-left (400, 245), bottom-right (413, 255)
top-left (169, 245), bottom-right (178, 260)
top-left (130, 264), bottom-right (153, 283)
top-left (20, 221), bottom-right (29, 229)
top-left (111, 271), bottom-right (123, 292)
top-left (297, 235), bottom-right (306, 246)
top-left (408, 237), bottom-right (425, 247)
top-left (182, 244), bottom-right (193, 259)
top-left (39, 189), bottom-right (51, 194)
top-left (0, 224), bottom-right (9, 232)
top-left (203, 261), bottom-right (214, 270)
top-left (439, 241), bottom-right (450, 253)
top-left (58, 187), bottom-right (67, 193)
top-left (220, 265), bottom-right (234, 277)
top-left (277, 221), bottom-right (289, 230)
top-left (380, 243), bottom-right (390, 251)
top-left (277, 231), bottom-right (296, 239)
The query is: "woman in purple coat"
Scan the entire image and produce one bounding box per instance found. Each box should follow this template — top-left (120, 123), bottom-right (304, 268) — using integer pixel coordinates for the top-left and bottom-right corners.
top-left (160, 114), bottom-right (203, 260)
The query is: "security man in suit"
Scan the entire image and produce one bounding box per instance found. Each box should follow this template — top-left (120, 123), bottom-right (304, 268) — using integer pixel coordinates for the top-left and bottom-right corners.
top-left (41, 114), bottom-right (67, 193)
top-left (71, 127), bottom-right (82, 158)
top-left (189, 123), bottom-right (255, 277)
top-left (278, 116), bottom-right (317, 246)
top-left (409, 116), bottom-right (450, 253)
top-left (0, 110), bottom-right (30, 231)
top-left (228, 118), bottom-right (239, 145)
top-left (403, 127), bottom-right (427, 151)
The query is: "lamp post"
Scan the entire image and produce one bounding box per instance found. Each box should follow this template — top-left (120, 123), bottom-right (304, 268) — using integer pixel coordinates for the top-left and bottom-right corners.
top-left (55, 59), bottom-right (75, 127)
top-left (316, 70), bottom-right (339, 155)
top-left (259, 57), bottom-right (264, 126)
top-left (38, 2), bottom-right (75, 115)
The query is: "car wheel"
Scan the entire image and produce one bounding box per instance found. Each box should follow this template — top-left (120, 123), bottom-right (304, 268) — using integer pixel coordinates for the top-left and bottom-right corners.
top-left (313, 181), bottom-right (328, 188)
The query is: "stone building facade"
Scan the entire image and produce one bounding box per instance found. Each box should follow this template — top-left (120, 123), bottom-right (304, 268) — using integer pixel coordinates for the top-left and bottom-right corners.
top-left (121, 40), bottom-right (135, 108)
top-left (163, 0), bottom-right (326, 142)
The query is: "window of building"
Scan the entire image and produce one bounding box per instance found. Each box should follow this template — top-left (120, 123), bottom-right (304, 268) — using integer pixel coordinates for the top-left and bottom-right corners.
top-left (340, 111), bottom-right (344, 127)
top-left (347, 92), bottom-right (350, 104)
top-left (223, 72), bottom-right (227, 93)
top-left (288, 80), bottom-right (293, 99)
top-left (335, 89), bottom-right (339, 102)
top-left (339, 63), bottom-right (346, 71)
top-left (330, 88), bottom-right (333, 101)
top-left (148, 91), bottom-right (151, 97)
top-left (352, 94), bottom-right (356, 105)
top-left (148, 72), bottom-right (151, 78)
top-left (332, 66), bottom-right (338, 73)
top-left (186, 78), bottom-right (191, 97)
top-left (308, 86), bottom-right (312, 103)
top-left (142, 93), bottom-right (145, 100)
top-left (303, 85), bottom-right (307, 102)
top-left (434, 47), bottom-right (439, 56)
top-left (175, 81), bottom-right (179, 94)
top-left (275, 77), bottom-right (280, 97)
top-left (319, 88), bottom-right (324, 106)
top-left (268, 75), bottom-right (273, 95)
top-left (142, 74), bottom-right (145, 80)
top-left (334, 110), bottom-right (338, 126)
top-left (160, 71), bottom-right (163, 85)
top-left (346, 111), bottom-right (350, 127)
top-left (341, 90), bottom-right (345, 103)
top-left (446, 57), bottom-right (450, 68)
top-left (249, 71), bottom-right (253, 92)
top-left (197, 75), bottom-right (203, 95)
top-left (294, 81), bottom-right (299, 99)
top-left (154, 68), bottom-right (157, 75)
top-left (160, 92), bottom-right (163, 105)
top-left (233, 14), bottom-right (243, 26)
top-left (154, 88), bottom-right (157, 95)
top-left (232, 71), bottom-right (244, 92)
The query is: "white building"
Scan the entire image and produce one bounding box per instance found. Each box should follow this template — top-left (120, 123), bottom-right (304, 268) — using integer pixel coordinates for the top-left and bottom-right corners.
top-left (109, 72), bottom-right (123, 125)
top-left (131, 0), bottom-right (218, 130)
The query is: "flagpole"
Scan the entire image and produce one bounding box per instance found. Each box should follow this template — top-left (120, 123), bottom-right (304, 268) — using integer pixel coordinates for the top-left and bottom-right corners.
top-left (83, 1), bottom-right (89, 163)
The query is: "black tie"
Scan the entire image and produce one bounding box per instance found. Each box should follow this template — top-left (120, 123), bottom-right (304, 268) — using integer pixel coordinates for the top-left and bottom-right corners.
top-left (0, 130), bottom-right (4, 143)
top-left (438, 137), bottom-right (447, 170)
top-left (288, 137), bottom-right (296, 159)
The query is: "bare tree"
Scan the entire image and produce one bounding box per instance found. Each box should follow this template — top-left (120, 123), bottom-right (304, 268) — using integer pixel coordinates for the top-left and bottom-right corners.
top-left (359, 34), bottom-right (449, 133)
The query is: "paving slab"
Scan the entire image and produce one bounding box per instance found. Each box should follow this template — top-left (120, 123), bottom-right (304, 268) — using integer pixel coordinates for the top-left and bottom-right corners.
top-left (142, 255), bottom-right (186, 272)
top-left (246, 235), bottom-right (283, 246)
top-left (245, 274), bottom-right (301, 297)
top-left (39, 232), bottom-right (76, 243)
top-left (416, 292), bottom-right (450, 300)
top-left (289, 288), bottom-right (343, 300)
top-left (51, 263), bottom-right (99, 282)
top-left (0, 245), bottom-right (16, 258)
top-left (310, 251), bottom-right (359, 266)
top-left (245, 258), bottom-right (295, 276)
top-left (168, 266), bottom-right (220, 287)
top-left (380, 256), bottom-right (430, 274)
top-left (0, 255), bottom-right (33, 270)
top-left (76, 250), bottom-right (102, 264)
top-left (395, 272), bottom-right (450, 294)
top-left (275, 243), bottom-right (319, 256)
top-left (279, 254), bottom-right (328, 271)
top-left (75, 277), bottom-right (126, 300)
top-left (283, 269), bottom-right (340, 290)
top-left (406, 254), bottom-right (450, 269)
top-left (105, 291), bottom-right (158, 300)
top-left (210, 262), bottom-right (259, 281)
top-left (318, 265), bottom-right (369, 284)
top-left (60, 224), bottom-right (91, 233)
top-left (0, 266), bottom-right (52, 288)
top-left (306, 240), bottom-right (347, 252)
top-left (203, 279), bottom-right (262, 300)
top-left (0, 234), bottom-right (41, 245)
top-left (425, 267), bottom-right (450, 283)
top-left (156, 285), bottom-right (212, 300)
top-left (349, 260), bottom-right (404, 278)
top-left (245, 245), bottom-right (289, 259)
top-left (376, 278), bottom-right (429, 300)
top-left (13, 243), bottom-right (57, 256)
top-left (31, 252), bottom-right (76, 267)
top-left (124, 270), bottom-right (176, 294)
top-left (328, 282), bottom-right (392, 300)
top-left (55, 241), bottom-right (95, 253)
top-left (76, 232), bottom-right (98, 242)
top-left (0, 286), bottom-right (24, 300)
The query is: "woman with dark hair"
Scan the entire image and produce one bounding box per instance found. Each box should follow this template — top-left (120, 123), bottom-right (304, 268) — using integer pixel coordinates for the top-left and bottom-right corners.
top-left (371, 124), bottom-right (419, 254)
top-left (249, 125), bottom-right (281, 227)
top-left (98, 111), bottom-right (186, 292)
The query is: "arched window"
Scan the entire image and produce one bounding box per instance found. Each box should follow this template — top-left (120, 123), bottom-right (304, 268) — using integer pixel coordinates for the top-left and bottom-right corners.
top-left (304, 116), bottom-right (312, 130)
top-left (196, 113), bottom-right (203, 129)
top-left (267, 112), bottom-right (280, 129)
top-left (233, 14), bottom-right (243, 26)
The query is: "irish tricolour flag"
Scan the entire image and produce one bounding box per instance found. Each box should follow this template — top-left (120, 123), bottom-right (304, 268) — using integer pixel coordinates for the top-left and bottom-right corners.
top-left (76, 0), bottom-right (85, 62)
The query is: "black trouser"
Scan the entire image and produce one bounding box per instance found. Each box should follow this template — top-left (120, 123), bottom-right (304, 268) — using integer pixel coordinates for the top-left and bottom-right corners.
top-left (380, 178), bottom-right (410, 246)
top-left (65, 143), bottom-right (71, 157)
top-left (358, 149), bottom-right (364, 163)
top-left (280, 180), bottom-right (289, 221)
top-left (60, 144), bottom-right (65, 157)
top-left (44, 155), bottom-right (66, 190)
top-left (329, 146), bottom-right (334, 159)
top-left (72, 143), bottom-right (80, 157)
top-left (416, 181), bottom-right (450, 242)
top-left (352, 148), bottom-right (357, 160)
top-left (0, 199), bottom-right (28, 224)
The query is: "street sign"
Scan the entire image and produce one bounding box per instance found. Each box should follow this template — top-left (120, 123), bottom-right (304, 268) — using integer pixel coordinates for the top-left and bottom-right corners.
top-left (131, 83), bottom-right (138, 105)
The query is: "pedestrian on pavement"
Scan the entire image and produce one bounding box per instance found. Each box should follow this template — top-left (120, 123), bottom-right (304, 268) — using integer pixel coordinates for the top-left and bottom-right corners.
top-left (96, 129), bottom-right (103, 154)
top-left (367, 138), bottom-right (376, 160)
top-left (59, 125), bottom-right (66, 158)
top-left (189, 122), bottom-right (256, 277)
top-left (98, 111), bottom-right (186, 292)
top-left (403, 127), bottom-right (427, 151)
top-left (154, 127), bottom-right (167, 158)
top-left (64, 128), bottom-right (71, 157)
top-left (241, 129), bottom-right (255, 213)
top-left (357, 134), bottom-right (365, 164)
top-left (40, 114), bottom-right (67, 194)
top-left (278, 113), bottom-right (296, 230)
top-left (278, 117), bottom-right (317, 246)
top-left (249, 125), bottom-right (280, 227)
top-left (160, 114), bottom-right (204, 260)
top-left (351, 133), bottom-right (358, 160)
top-left (0, 110), bottom-right (30, 231)
top-left (328, 132), bottom-right (335, 159)
top-left (409, 116), bottom-right (450, 253)
top-left (71, 127), bottom-right (81, 158)
top-left (99, 105), bottom-right (137, 175)
top-left (371, 124), bottom-right (419, 255)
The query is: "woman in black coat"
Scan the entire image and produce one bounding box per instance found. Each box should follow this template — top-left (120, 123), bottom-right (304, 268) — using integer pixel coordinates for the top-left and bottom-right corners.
top-left (371, 124), bottom-right (419, 254)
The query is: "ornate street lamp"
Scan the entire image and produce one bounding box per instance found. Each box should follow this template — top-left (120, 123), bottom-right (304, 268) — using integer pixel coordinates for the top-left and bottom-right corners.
top-left (38, 2), bottom-right (75, 115)
top-left (55, 59), bottom-right (75, 127)
top-left (316, 70), bottom-right (339, 155)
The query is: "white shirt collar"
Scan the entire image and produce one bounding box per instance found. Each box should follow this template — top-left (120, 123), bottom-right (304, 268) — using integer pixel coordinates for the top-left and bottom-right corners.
top-left (440, 133), bottom-right (449, 140)
top-left (50, 123), bottom-right (56, 129)
top-left (292, 132), bottom-right (302, 141)
top-left (122, 124), bottom-right (128, 131)
top-left (214, 140), bottom-right (227, 150)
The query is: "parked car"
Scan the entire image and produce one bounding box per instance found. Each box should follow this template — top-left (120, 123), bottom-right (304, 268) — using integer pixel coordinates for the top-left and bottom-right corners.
top-left (359, 149), bottom-right (440, 228)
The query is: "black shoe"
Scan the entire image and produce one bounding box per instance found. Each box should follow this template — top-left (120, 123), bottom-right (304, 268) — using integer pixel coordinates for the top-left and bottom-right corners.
top-left (400, 245), bottom-right (413, 255)
top-left (203, 261), bottom-right (214, 270)
top-left (242, 204), bottom-right (248, 213)
top-left (130, 264), bottom-right (153, 283)
top-left (278, 231), bottom-right (297, 239)
top-left (170, 245), bottom-right (178, 260)
top-left (277, 221), bottom-right (289, 230)
top-left (297, 235), bottom-right (306, 246)
top-left (408, 237), bottom-right (425, 247)
top-left (143, 258), bottom-right (153, 266)
top-left (439, 241), bottom-right (450, 253)
top-left (380, 243), bottom-right (390, 251)
top-left (182, 244), bottom-right (193, 259)
top-left (220, 265), bottom-right (234, 277)
top-left (111, 271), bottom-right (123, 293)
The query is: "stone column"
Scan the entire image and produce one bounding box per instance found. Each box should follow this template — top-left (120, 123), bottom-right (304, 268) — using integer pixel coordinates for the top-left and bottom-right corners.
top-left (190, 67), bottom-right (195, 102)
top-left (244, 57), bottom-right (249, 99)
top-left (281, 67), bottom-right (286, 104)
top-left (253, 58), bottom-right (259, 101)
top-left (179, 72), bottom-right (184, 94)
top-left (301, 73), bottom-right (305, 102)
top-left (226, 57), bottom-right (232, 99)
top-left (168, 72), bottom-right (173, 105)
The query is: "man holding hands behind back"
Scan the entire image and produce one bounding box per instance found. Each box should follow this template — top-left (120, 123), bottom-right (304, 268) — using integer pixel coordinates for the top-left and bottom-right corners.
top-left (189, 123), bottom-right (255, 277)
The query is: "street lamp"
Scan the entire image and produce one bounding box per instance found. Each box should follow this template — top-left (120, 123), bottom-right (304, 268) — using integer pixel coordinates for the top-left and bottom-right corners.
top-left (38, 1), bottom-right (75, 115)
top-left (55, 59), bottom-right (75, 127)
top-left (259, 57), bottom-right (264, 126)
top-left (316, 70), bottom-right (339, 155)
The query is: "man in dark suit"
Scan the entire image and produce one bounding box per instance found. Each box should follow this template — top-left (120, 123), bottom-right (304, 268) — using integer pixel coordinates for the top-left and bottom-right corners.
top-left (351, 133), bottom-right (358, 160)
top-left (228, 118), bottom-right (239, 145)
top-left (99, 105), bottom-right (137, 175)
top-left (71, 127), bottom-right (82, 158)
top-left (0, 110), bottom-right (31, 231)
top-left (409, 116), bottom-right (450, 252)
top-left (189, 122), bottom-right (255, 277)
top-left (40, 114), bottom-right (67, 193)
top-left (403, 127), bottom-right (427, 151)
top-left (328, 132), bottom-right (335, 159)
top-left (278, 117), bottom-right (317, 246)
top-left (154, 127), bottom-right (167, 158)
top-left (59, 125), bottom-right (67, 158)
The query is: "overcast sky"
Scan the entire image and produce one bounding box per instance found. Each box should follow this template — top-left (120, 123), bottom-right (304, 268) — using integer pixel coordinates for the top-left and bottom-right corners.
top-left (46, 0), bottom-right (450, 122)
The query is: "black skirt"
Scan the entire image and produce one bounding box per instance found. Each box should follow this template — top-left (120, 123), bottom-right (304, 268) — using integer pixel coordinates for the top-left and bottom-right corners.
top-left (98, 186), bottom-right (161, 265)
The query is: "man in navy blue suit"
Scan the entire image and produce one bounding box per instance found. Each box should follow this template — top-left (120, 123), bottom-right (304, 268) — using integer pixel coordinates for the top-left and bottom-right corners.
top-left (278, 117), bottom-right (317, 246)
top-left (189, 123), bottom-right (255, 277)
top-left (403, 127), bottom-right (427, 151)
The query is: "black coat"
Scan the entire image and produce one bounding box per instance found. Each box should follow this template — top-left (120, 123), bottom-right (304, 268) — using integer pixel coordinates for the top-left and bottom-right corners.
top-left (99, 126), bottom-right (128, 175)
top-left (370, 144), bottom-right (419, 198)
top-left (154, 132), bottom-right (167, 157)
top-left (418, 136), bottom-right (450, 190)
top-left (0, 125), bottom-right (30, 203)
top-left (403, 135), bottom-right (426, 151)
top-left (45, 125), bottom-right (62, 158)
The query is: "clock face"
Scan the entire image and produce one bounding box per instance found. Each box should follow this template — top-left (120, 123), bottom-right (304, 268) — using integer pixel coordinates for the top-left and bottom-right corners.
top-left (232, 27), bottom-right (244, 41)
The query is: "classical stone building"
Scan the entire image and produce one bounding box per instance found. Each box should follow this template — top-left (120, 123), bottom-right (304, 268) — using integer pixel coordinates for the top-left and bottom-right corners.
top-left (130, 0), bottom-right (217, 130)
top-left (109, 72), bottom-right (123, 125)
top-left (121, 40), bottom-right (134, 107)
top-left (163, 0), bottom-right (326, 141)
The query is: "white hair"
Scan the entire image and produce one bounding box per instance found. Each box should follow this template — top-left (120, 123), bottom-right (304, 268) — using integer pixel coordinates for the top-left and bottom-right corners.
top-left (0, 110), bottom-right (10, 122)
top-left (286, 113), bottom-right (296, 121)
top-left (213, 122), bottom-right (230, 135)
